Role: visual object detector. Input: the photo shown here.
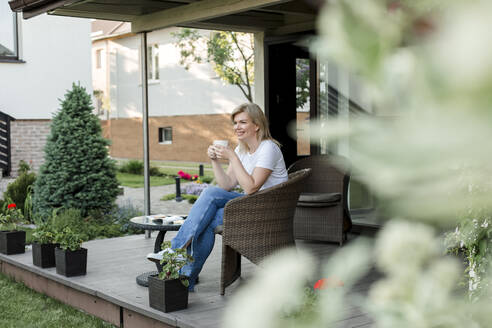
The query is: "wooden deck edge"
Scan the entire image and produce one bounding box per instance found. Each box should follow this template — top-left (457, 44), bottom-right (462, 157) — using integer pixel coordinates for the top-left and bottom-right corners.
top-left (0, 256), bottom-right (183, 328)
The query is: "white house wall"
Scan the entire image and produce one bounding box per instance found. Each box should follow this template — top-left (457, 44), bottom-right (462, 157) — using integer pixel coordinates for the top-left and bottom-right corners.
top-left (0, 14), bottom-right (92, 120)
top-left (97, 27), bottom-right (247, 119)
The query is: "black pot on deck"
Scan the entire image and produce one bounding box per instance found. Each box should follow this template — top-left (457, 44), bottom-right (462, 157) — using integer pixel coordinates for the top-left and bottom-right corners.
top-left (54, 247), bottom-right (88, 277)
top-left (0, 230), bottom-right (26, 255)
top-left (32, 243), bottom-right (59, 268)
top-left (148, 274), bottom-right (188, 312)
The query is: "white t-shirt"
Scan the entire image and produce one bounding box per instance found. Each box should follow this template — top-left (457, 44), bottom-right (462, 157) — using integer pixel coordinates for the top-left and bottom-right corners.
top-left (235, 140), bottom-right (288, 190)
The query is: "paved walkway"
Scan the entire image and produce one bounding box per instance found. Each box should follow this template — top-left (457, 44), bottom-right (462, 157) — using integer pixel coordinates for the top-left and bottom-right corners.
top-left (116, 183), bottom-right (193, 215)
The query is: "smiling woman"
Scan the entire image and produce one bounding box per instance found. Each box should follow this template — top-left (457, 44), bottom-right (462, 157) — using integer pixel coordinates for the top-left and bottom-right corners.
top-left (147, 103), bottom-right (288, 291)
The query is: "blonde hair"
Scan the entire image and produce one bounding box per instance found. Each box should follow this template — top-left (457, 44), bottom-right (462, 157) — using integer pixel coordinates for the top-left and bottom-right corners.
top-left (231, 103), bottom-right (280, 153)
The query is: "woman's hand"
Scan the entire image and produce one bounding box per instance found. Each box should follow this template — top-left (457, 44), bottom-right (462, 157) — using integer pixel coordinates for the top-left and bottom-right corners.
top-left (214, 145), bottom-right (235, 161)
top-left (207, 145), bottom-right (218, 160)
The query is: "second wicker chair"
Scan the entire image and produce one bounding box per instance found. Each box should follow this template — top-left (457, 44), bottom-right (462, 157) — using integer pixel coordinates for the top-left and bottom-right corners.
top-left (288, 155), bottom-right (352, 245)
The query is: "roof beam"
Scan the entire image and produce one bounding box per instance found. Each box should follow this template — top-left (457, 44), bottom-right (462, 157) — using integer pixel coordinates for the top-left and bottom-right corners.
top-left (184, 11), bottom-right (283, 32)
top-left (258, 1), bottom-right (316, 16)
top-left (131, 0), bottom-right (292, 33)
top-left (269, 19), bottom-right (314, 36)
top-left (48, 8), bottom-right (136, 21)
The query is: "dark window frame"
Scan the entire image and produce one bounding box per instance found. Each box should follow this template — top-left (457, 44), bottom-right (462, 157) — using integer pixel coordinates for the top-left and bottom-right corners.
top-left (158, 127), bottom-right (172, 144)
top-left (0, 10), bottom-right (21, 62)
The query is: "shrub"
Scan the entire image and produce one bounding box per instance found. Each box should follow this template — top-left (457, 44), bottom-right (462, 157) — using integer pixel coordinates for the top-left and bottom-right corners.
top-left (119, 160), bottom-right (144, 175)
top-left (149, 166), bottom-right (165, 176)
top-left (120, 161), bottom-right (165, 177)
top-left (160, 193), bottom-right (198, 204)
top-left (24, 186), bottom-right (34, 223)
top-left (48, 206), bottom-right (142, 241)
top-left (50, 209), bottom-right (85, 235)
top-left (18, 160), bottom-right (31, 175)
top-left (185, 195), bottom-right (198, 204)
top-left (33, 83), bottom-right (119, 219)
top-left (160, 194), bottom-right (176, 201)
top-left (4, 172), bottom-right (36, 218)
top-left (201, 176), bottom-right (214, 184)
top-left (105, 202), bottom-right (143, 234)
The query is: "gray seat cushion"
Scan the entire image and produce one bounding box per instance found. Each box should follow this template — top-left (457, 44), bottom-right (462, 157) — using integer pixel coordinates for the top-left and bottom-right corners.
top-left (299, 192), bottom-right (341, 203)
top-left (297, 192), bottom-right (341, 207)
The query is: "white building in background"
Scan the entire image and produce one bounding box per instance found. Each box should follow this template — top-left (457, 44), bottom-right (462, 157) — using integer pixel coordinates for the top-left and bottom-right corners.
top-left (91, 21), bottom-right (248, 163)
top-left (0, 5), bottom-right (91, 176)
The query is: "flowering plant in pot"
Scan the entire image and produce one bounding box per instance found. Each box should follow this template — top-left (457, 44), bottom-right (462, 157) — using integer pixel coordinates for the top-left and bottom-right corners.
top-left (31, 223), bottom-right (59, 268)
top-left (0, 203), bottom-right (26, 255)
top-left (54, 227), bottom-right (87, 277)
top-left (148, 241), bottom-right (194, 312)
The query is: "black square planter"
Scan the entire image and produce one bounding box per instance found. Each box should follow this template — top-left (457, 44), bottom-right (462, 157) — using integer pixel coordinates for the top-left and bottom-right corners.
top-left (32, 243), bottom-right (59, 268)
top-left (148, 275), bottom-right (188, 312)
top-left (0, 230), bottom-right (26, 255)
top-left (55, 247), bottom-right (87, 277)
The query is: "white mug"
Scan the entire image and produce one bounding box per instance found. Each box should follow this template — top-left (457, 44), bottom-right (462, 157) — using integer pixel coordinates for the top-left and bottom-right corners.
top-left (213, 140), bottom-right (228, 147)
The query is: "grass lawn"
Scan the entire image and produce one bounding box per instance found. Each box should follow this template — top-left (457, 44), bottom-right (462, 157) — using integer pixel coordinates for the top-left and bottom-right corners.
top-left (117, 169), bottom-right (215, 188)
top-left (0, 273), bottom-right (115, 328)
top-left (116, 172), bottom-right (175, 188)
top-left (149, 161), bottom-right (213, 169)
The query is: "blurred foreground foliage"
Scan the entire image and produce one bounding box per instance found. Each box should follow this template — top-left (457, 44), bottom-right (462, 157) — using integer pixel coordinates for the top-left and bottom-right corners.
top-left (225, 1), bottom-right (492, 327)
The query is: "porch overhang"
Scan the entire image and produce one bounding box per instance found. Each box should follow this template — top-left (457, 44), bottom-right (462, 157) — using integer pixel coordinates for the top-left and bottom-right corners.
top-left (9, 0), bottom-right (317, 35)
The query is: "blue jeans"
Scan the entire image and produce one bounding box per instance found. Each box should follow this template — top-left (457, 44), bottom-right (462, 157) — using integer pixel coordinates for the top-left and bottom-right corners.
top-left (171, 186), bottom-right (243, 290)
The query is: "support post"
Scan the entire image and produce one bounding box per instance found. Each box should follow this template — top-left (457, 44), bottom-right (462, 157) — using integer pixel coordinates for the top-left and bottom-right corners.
top-left (199, 164), bottom-right (204, 177)
top-left (140, 32), bottom-right (151, 239)
top-left (175, 177), bottom-right (182, 202)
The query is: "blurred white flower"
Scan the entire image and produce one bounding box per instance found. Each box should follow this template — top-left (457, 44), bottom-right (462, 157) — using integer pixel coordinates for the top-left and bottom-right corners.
top-left (223, 248), bottom-right (315, 328)
top-left (369, 221), bottom-right (473, 328)
top-left (375, 220), bottom-right (438, 276)
top-left (225, 1), bottom-right (492, 326)
top-left (314, 0), bottom-right (403, 81)
top-left (429, 0), bottom-right (492, 94)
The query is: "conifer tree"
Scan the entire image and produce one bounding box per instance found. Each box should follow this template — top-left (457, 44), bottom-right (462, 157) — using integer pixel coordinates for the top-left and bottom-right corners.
top-left (33, 83), bottom-right (119, 219)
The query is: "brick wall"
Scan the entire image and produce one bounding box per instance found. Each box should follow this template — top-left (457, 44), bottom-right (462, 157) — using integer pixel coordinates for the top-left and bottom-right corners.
top-left (102, 114), bottom-right (236, 162)
top-left (10, 120), bottom-right (51, 177)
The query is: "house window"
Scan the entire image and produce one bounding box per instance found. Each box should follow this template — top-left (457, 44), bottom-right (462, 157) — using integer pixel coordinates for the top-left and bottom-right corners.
top-left (147, 44), bottom-right (159, 81)
top-left (158, 127), bottom-right (172, 144)
top-left (95, 49), bottom-right (103, 69)
top-left (0, 3), bottom-right (19, 61)
top-left (93, 90), bottom-right (104, 116)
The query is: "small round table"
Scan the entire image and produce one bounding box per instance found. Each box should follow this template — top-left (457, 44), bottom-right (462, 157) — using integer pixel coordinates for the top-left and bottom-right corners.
top-left (130, 215), bottom-right (186, 287)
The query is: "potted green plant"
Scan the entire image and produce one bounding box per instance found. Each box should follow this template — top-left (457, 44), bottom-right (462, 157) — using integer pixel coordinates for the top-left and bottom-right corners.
top-left (31, 223), bottom-right (59, 268)
top-left (54, 227), bottom-right (87, 277)
top-left (148, 241), bottom-right (193, 312)
top-left (0, 203), bottom-right (26, 255)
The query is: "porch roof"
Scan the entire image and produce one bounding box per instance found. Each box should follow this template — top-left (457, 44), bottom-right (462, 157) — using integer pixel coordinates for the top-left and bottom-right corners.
top-left (9, 0), bottom-right (318, 35)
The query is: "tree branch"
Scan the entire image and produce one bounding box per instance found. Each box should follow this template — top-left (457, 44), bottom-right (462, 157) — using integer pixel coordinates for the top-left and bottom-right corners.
top-left (230, 33), bottom-right (252, 101)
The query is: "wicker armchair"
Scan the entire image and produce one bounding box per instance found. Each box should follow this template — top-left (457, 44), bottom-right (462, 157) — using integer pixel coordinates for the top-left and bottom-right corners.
top-left (288, 155), bottom-right (351, 245)
top-left (214, 168), bottom-right (311, 295)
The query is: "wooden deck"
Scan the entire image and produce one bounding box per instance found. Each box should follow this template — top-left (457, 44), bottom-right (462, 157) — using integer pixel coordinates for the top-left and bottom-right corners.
top-left (0, 229), bottom-right (379, 328)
